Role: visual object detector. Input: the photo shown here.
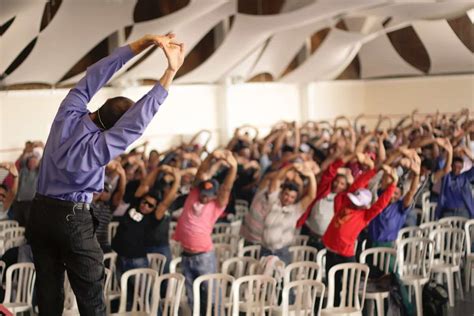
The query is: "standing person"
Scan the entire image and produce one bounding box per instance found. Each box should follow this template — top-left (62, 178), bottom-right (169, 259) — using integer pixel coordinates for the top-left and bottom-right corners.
top-left (0, 163), bottom-right (19, 219)
top-left (173, 149), bottom-right (237, 312)
top-left (26, 34), bottom-right (185, 316)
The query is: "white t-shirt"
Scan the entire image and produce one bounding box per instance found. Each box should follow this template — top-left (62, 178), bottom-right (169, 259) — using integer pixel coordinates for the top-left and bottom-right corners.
top-left (305, 192), bottom-right (336, 236)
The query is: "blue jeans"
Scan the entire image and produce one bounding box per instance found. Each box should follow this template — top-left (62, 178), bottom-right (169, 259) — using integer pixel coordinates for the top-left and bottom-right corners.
top-left (182, 251), bottom-right (217, 313)
top-left (145, 245), bottom-right (172, 274)
top-left (261, 246), bottom-right (292, 266)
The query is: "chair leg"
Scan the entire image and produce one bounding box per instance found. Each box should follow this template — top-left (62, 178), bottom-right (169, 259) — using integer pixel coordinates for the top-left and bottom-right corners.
top-left (408, 285), bottom-right (412, 303)
top-left (465, 260), bottom-right (471, 293)
top-left (446, 271), bottom-right (455, 307)
top-left (456, 270), bottom-right (464, 301)
top-left (375, 295), bottom-right (384, 316)
top-left (413, 282), bottom-right (423, 316)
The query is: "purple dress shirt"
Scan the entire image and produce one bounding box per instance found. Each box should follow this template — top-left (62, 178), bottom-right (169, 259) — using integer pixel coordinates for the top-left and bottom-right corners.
top-left (37, 45), bottom-right (168, 203)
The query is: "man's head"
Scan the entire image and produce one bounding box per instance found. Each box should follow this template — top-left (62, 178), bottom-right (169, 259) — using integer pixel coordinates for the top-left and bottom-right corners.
top-left (347, 188), bottom-right (372, 209)
top-left (198, 179), bottom-right (219, 204)
top-left (94, 97), bottom-right (134, 130)
top-left (331, 174), bottom-right (349, 194)
top-left (421, 158), bottom-right (435, 176)
top-left (280, 181), bottom-right (299, 207)
top-left (0, 184), bottom-right (7, 203)
top-left (391, 184), bottom-right (404, 203)
top-left (381, 166), bottom-right (398, 189)
top-left (452, 156), bottom-right (464, 176)
top-left (138, 191), bottom-right (161, 214)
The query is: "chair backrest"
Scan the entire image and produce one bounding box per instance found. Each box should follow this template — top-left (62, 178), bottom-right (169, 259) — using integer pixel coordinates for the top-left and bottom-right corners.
top-left (118, 268), bottom-right (158, 313)
top-left (465, 219), bottom-right (474, 256)
top-left (439, 216), bottom-right (468, 230)
top-left (107, 221), bottom-right (119, 245)
top-left (2, 226), bottom-right (25, 240)
top-left (212, 234), bottom-right (239, 255)
top-left (230, 220), bottom-right (242, 236)
top-left (231, 275), bottom-right (276, 316)
top-left (103, 252), bottom-right (119, 295)
top-left (213, 223), bottom-right (231, 235)
top-left (289, 246), bottom-right (318, 263)
top-left (420, 221), bottom-right (450, 238)
top-left (170, 240), bottom-right (183, 258)
top-left (316, 248), bottom-right (327, 281)
top-left (429, 227), bottom-right (465, 266)
top-left (0, 220), bottom-right (18, 233)
top-left (292, 235), bottom-right (309, 246)
top-left (421, 201), bottom-right (437, 224)
top-left (284, 261), bottom-right (321, 285)
top-left (234, 200), bottom-right (249, 220)
top-left (147, 253), bottom-right (167, 276)
top-left (4, 236), bottom-right (26, 252)
top-left (193, 273), bottom-right (234, 316)
top-left (360, 247), bottom-right (397, 274)
top-left (281, 280), bottom-right (325, 316)
top-left (326, 263), bottom-right (369, 310)
top-left (214, 243), bottom-right (234, 272)
top-left (169, 221), bottom-right (178, 239)
top-left (238, 244), bottom-right (261, 259)
top-left (170, 257), bottom-right (182, 274)
top-left (0, 260), bottom-right (6, 284)
top-left (396, 226), bottom-right (421, 245)
top-left (222, 257), bottom-right (259, 278)
top-left (3, 263), bottom-right (36, 305)
top-left (155, 273), bottom-right (185, 316)
top-left (397, 237), bottom-right (434, 280)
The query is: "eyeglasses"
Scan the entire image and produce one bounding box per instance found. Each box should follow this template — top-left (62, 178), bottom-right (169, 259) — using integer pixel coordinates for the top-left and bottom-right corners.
top-left (141, 200), bottom-right (156, 208)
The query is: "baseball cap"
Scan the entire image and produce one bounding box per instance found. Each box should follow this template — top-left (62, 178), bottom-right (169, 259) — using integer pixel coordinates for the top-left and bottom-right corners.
top-left (347, 189), bottom-right (373, 208)
top-left (198, 179), bottom-right (219, 197)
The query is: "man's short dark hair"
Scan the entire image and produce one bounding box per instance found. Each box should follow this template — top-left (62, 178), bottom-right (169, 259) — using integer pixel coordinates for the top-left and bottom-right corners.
top-left (98, 96), bottom-right (134, 129)
top-left (452, 156), bottom-right (464, 165)
top-left (421, 159), bottom-right (435, 171)
top-left (282, 145), bottom-right (294, 153)
top-left (145, 190), bottom-right (162, 204)
top-left (0, 184), bottom-right (8, 192)
top-left (281, 181), bottom-right (299, 193)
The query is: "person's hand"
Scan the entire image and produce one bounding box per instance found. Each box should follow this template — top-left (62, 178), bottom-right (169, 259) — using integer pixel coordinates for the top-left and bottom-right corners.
top-left (0, 162), bottom-right (18, 177)
top-left (382, 164), bottom-right (398, 184)
top-left (224, 151), bottom-right (238, 168)
top-left (410, 155), bottom-right (421, 175)
top-left (106, 160), bottom-right (121, 172)
top-left (212, 149), bottom-right (227, 161)
top-left (160, 165), bottom-right (174, 174)
top-left (158, 34), bottom-right (185, 72)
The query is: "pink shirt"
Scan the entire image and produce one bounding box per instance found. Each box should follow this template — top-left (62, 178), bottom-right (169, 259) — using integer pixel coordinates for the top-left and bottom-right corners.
top-left (173, 188), bottom-right (225, 252)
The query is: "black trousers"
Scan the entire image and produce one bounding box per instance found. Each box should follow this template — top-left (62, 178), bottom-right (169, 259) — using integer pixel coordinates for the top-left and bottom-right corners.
top-left (325, 250), bottom-right (355, 307)
top-left (10, 200), bottom-right (33, 227)
top-left (26, 195), bottom-right (106, 316)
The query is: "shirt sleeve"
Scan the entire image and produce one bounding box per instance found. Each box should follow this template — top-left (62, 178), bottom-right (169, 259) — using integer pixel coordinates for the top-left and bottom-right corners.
top-left (364, 184), bottom-right (396, 222)
top-left (56, 45), bottom-right (135, 117)
top-left (348, 168), bottom-right (377, 193)
top-left (461, 166), bottom-right (474, 182)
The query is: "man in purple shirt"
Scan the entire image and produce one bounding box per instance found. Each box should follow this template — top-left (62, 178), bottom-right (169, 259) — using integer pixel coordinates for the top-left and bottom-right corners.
top-left (26, 34), bottom-right (185, 316)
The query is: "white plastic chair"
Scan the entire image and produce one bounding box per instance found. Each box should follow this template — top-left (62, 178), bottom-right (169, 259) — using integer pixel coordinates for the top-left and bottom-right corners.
top-left (0, 260), bottom-right (6, 284)
top-left (116, 268), bottom-right (158, 314)
top-left (212, 234), bottom-right (240, 255)
top-left (3, 236), bottom-right (26, 253)
top-left (192, 273), bottom-right (234, 316)
top-left (234, 199), bottom-right (249, 220)
top-left (284, 261), bottom-right (322, 284)
top-left (419, 221), bottom-right (450, 238)
top-left (289, 246), bottom-right (318, 263)
top-left (147, 253), bottom-right (167, 276)
top-left (169, 257), bottom-right (191, 316)
top-left (238, 244), bottom-right (261, 260)
top-left (170, 257), bottom-right (182, 274)
top-left (275, 280), bottom-right (325, 316)
top-left (421, 201), bottom-right (437, 224)
top-left (439, 216), bottom-right (468, 230)
top-left (155, 273), bottom-right (186, 316)
top-left (108, 221), bottom-right (119, 245)
top-left (0, 220), bottom-right (19, 232)
top-left (222, 257), bottom-right (259, 279)
top-left (231, 275), bottom-right (276, 316)
top-left (429, 227), bottom-right (465, 307)
top-left (397, 237), bottom-right (434, 316)
top-left (2, 263), bottom-right (36, 314)
top-left (213, 223), bottom-right (231, 235)
top-left (360, 247), bottom-right (397, 316)
top-left (169, 221), bottom-right (178, 239)
top-left (103, 251), bottom-right (120, 311)
top-left (170, 240), bottom-right (183, 258)
top-left (396, 226), bottom-right (421, 246)
top-left (214, 244), bottom-right (234, 272)
top-left (292, 235), bottom-right (309, 246)
top-left (320, 263), bottom-right (369, 316)
top-left (464, 219), bottom-right (474, 292)
top-left (316, 248), bottom-right (327, 282)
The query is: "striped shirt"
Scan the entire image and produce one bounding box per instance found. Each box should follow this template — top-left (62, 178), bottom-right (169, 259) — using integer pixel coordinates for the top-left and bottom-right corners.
top-left (240, 189), bottom-right (275, 243)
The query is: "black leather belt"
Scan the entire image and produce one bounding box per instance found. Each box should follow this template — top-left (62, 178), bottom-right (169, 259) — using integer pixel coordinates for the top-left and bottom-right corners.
top-left (182, 251), bottom-right (206, 257)
top-left (34, 193), bottom-right (91, 211)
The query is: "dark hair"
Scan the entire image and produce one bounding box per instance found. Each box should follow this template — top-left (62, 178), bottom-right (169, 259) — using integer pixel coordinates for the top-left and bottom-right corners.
top-left (0, 184), bottom-right (8, 192)
top-left (396, 183), bottom-right (405, 195)
top-left (282, 145), bottom-right (294, 153)
top-left (421, 158), bottom-right (435, 171)
top-left (145, 190), bottom-right (162, 204)
top-left (97, 96), bottom-right (134, 129)
top-left (452, 156), bottom-right (464, 165)
top-left (281, 181), bottom-right (299, 193)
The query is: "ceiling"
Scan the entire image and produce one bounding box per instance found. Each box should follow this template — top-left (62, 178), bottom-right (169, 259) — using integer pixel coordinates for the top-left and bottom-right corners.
top-left (1, 0), bottom-right (473, 88)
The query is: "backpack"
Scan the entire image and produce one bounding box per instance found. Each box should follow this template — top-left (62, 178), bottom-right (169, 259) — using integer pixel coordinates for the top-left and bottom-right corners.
top-left (422, 281), bottom-right (448, 316)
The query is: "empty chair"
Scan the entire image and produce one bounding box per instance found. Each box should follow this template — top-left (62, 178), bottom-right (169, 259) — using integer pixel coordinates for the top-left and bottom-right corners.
top-left (419, 221), bottom-right (450, 238)
top-left (284, 261), bottom-right (321, 284)
top-left (170, 240), bottom-right (183, 258)
top-left (397, 237), bottom-right (434, 316)
top-left (214, 244), bottom-right (234, 272)
top-left (234, 199), bottom-right (249, 220)
top-left (147, 253), bottom-right (167, 275)
top-left (396, 227), bottom-right (421, 246)
top-left (465, 219), bottom-right (474, 292)
top-left (230, 220), bottom-right (242, 236)
top-left (192, 273), bottom-right (234, 316)
top-left (231, 275), bottom-right (276, 316)
top-left (292, 235), bottom-right (309, 246)
top-left (115, 268), bottom-right (158, 314)
top-left (316, 248), bottom-right (327, 282)
top-left (238, 244), bottom-right (261, 260)
top-left (360, 247), bottom-right (397, 316)
top-left (222, 257), bottom-right (259, 279)
top-left (3, 236), bottom-right (26, 253)
top-left (108, 221), bottom-right (119, 245)
top-left (439, 216), bottom-right (468, 230)
top-left (421, 201), bottom-right (437, 224)
top-left (276, 280), bottom-right (325, 316)
top-left (0, 220), bottom-right (18, 233)
top-left (289, 246), bottom-right (318, 263)
top-left (169, 257), bottom-right (191, 316)
top-left (103, 252), bottom-right (120, 311)
top-left (212, 234), bottom-right (239, 255)
top-left (0, 260), bottom-right (5, 284)
top-left (170, 257), bottom-right (182, 274)
top-left (320, 263), bottom-right (369, 316)
top-left (429, 228), bottom-right (465, 307)
top-left (213, 223), bottom-right (231, 234)
top-left (2, 263), bottom-right (36, 314)
top-left (156, 273), bottom-right (186, 316)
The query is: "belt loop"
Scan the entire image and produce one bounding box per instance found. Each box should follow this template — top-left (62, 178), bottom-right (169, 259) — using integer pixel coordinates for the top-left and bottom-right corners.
top-left (66, 204), bottom-right (77, 222)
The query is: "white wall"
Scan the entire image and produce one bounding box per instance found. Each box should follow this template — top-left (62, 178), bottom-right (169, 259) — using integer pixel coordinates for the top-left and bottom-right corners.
top-left (1, 74), bottom-right (472, 161)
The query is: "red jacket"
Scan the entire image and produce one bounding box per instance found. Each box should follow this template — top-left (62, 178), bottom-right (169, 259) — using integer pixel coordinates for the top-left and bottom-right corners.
top-left (296, 159), bottom-right (345, 228)
top-left (322, 169), bottom-right (395, 257)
